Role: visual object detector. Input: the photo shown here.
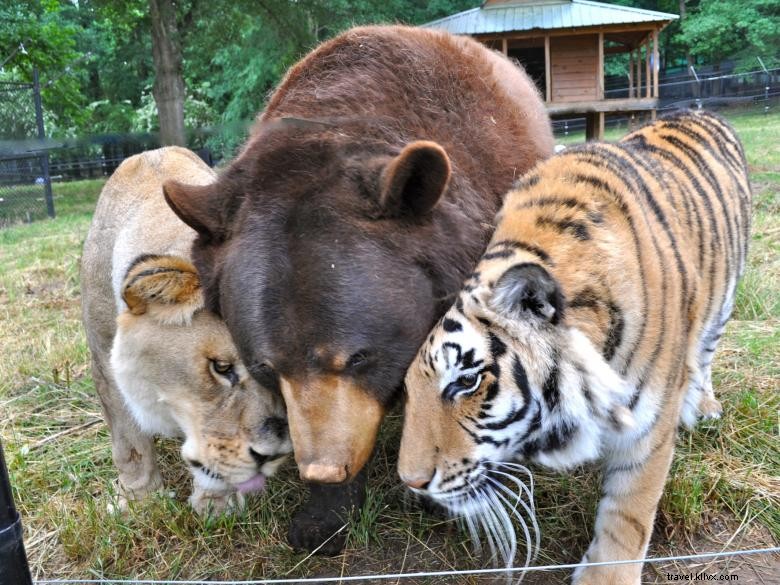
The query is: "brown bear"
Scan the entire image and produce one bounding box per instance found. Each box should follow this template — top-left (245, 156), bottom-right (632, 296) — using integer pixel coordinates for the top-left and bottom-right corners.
top-left (164, 24), bottom-right (553, 553)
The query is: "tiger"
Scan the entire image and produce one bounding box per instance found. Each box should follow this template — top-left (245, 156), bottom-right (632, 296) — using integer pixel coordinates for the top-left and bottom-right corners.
top-left (398, 110), bottom-right (751, 584)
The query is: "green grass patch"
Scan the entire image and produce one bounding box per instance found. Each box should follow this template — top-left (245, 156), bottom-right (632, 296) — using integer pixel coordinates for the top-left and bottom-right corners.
top-left (1, 109), bottom-right (778, 582)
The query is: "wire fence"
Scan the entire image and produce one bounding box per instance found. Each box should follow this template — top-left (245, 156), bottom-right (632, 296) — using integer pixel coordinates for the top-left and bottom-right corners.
top-left (552, 61), bottom-right (779, 137)
top-left (0, 70), bottom-right (55, 227)
top-left (31, 546), bottom-right (780, 584)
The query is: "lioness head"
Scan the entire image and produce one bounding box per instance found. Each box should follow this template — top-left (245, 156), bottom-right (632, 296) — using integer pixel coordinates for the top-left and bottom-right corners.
top-left (110, 255), bottom-right (292, 497)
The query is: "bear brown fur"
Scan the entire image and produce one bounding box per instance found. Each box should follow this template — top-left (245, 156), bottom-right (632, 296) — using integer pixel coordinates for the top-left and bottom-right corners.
top-left (164, 25), bottom-right (553, 553)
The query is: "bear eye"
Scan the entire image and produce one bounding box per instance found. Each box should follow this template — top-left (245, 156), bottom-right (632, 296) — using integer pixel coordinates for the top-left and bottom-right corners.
top-left (443, 372), bottom-right (482, 400)
top-left (346, 351), bottom-right (370, 370)
top-left (252, 362), bottom-right (280, 393)
top-left (210, 360), bottom-right (238, 385)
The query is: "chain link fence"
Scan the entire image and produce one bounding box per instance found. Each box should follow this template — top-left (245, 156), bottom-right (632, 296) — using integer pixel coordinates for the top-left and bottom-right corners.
top-left (0, 70), bottom-right (54, 227)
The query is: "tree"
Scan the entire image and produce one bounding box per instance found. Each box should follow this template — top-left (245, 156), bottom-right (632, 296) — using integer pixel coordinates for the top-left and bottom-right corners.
top-left (149, 0), bottom-right (185, 145)
top-left (679, 0), bottom-right (780, 69)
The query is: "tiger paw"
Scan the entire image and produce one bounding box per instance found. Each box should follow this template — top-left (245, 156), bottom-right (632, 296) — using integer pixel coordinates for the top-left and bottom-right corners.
top-left (573, 566), bottom-right (640, 585)
top-left (698, 396), bottom-right (722, 420)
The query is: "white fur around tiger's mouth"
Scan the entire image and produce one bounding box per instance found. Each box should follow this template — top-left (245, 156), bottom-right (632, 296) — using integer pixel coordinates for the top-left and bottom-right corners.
top-left (418, 461), bottom-right (541, 570)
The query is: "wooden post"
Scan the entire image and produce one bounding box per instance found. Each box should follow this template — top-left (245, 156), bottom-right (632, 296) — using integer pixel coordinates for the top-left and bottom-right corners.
top-left (636, 48), bottom-right (642, 98)
top-left (645, 36), bottom-right (651, 98)
top-left (502, 37), bottom-right (508, 56)
top-left (653, 29), bottom-right (659, 98)
top-left (598, 32), bottom-right (604, 100)
top-left (544, 34), bottom-right (551, 102)
top-left (585, 112), bottom-right (604, 141)
top-left (628, 50), bottom-right (634, 98)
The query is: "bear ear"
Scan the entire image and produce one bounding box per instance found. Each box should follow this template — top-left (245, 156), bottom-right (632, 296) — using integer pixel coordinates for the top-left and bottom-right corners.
top-left (121, 255), bottom-right (204, 325)
top-left (163, 180), bottom-right (224, 240)
top-left (491, 263), bottom-right (565, 325)
top-left (378, 141), bottom-right (451, 217)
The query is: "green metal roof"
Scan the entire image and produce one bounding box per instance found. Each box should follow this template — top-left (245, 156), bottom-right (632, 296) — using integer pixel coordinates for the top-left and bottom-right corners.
top-left (424, 0), bottom-right (678, 35)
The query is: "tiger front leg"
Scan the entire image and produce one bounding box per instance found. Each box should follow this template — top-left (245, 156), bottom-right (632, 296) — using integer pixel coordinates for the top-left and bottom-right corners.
top-left (573, 431), bottom-right (676, 585)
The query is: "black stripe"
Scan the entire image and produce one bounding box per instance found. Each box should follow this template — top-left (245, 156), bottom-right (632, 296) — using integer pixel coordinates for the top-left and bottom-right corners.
top-left (603, 302), bottom-right (625, 362)
top-left (442, 318), bottom-right (462, 332)
top-left (536, 216), bottom-right (591, 240)
top-left (489, 332), bottom-right (507, 360)
top-left (485, 239), bottom-right (553, 265)
top-left (569, 287), bottom-right (601, 310)
top-left (514, 196), bottom-right (593, 214)
top-left (540, 419), bottom-right (577, 452)
top-left (124, 267), bottom-right (182, 292)
top-left (513, 173), bottom-right (540, 190)
top-left (542, 363), bottom-right (560, 412)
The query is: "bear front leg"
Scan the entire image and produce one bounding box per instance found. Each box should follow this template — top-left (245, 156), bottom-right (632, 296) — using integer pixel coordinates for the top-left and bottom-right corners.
top-left (93, 357), bottom-right (162, 509)
top-left (287, 464), bottom-right (368, 555)
top-left (573, 430), bottom-right (676, 585)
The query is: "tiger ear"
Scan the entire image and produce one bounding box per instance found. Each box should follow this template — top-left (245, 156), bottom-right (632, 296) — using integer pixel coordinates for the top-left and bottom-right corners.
top-left (163, 180), bottom-right (226, 241)
top-left (377, 141), bottom-right (451, 218)
top-left (491, 263), bottom-right (564, 325)
top-left (121, 255), bottom-right (204, 325)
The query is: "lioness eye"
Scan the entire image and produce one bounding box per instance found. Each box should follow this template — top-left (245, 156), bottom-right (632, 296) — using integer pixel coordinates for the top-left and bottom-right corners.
top-left (211, 360), bottom-right (238, 385)
top-left (213, 361), bottom-right (233, 374)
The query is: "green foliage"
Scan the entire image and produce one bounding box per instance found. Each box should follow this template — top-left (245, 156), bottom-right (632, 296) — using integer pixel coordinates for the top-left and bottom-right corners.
top-left (679, 0), bottom-right (780, 69)
top-left (2, 0), bottom-right (777, 156)
top-left (0, 0), bottom-right (86, 133)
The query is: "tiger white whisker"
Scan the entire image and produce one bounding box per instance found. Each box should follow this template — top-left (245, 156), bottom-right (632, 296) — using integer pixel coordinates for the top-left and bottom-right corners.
top-left (488, 469), bottom-right (540, 558)
top-left (486, 475), bottom-right (534, 569)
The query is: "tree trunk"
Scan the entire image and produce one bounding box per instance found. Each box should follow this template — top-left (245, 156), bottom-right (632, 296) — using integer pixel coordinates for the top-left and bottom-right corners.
top-left (149, 0), bottom-right (185, 146)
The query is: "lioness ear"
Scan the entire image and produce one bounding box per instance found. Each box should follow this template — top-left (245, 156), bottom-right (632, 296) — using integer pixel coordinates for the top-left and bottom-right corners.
top-left (122, 255), bottom-right (204, 325)
top-left (163, 180), bottom-right (225, 240)
top-left (491, 263), bottom-right (564, 325)
top-left (378, 140), bottom-right (451, 217)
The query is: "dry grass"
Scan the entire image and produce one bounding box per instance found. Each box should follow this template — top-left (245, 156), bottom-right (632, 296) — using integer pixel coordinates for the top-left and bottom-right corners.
top-left (1, 109), bottom-right (778, 584)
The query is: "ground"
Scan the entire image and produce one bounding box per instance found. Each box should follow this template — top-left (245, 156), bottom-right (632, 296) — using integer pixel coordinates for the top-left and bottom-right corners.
top-left (0, 108), bottom-right (777, 584)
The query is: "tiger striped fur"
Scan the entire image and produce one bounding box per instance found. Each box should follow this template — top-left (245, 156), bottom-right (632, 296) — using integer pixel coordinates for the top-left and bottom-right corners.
top-left (398, 110), bottom-right (751, 584)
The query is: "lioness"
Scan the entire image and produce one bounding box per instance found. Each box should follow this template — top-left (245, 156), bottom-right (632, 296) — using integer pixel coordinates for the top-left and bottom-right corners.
top-left (81, 147), bottom-right (291, 514)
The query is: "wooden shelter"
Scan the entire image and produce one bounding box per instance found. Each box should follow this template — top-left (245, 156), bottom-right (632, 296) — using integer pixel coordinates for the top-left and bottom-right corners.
top-left (425, 0), bottom-right (678, 139)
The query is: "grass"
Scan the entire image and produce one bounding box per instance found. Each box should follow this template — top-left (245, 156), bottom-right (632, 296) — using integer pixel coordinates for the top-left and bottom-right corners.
top-left (1, 109), bottom-right (778, 584)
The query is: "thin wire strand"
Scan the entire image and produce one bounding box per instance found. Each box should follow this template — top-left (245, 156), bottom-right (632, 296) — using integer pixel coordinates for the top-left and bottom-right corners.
top-left (34, 546), bottom-right (780, 584)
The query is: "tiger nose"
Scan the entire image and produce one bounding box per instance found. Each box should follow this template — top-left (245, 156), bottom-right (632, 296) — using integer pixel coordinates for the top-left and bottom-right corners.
top-left (401, 473), bottom-right (432, 490)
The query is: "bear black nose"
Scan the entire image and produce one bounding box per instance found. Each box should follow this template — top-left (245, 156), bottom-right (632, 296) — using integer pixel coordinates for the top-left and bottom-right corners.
top-left (249, 448), bottom-right (269, 468)
top-left (262, 417), bottom-right (288, 439)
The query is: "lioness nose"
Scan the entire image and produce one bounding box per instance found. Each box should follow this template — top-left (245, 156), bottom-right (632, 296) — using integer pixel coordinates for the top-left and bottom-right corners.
top-left (299, 462), bottom-right (348, 484)
top-left (401, 474), bottom-right (432, 490)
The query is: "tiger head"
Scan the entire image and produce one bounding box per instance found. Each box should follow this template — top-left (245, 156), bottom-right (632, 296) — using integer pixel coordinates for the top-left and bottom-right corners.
top-left (398, 260), bottom-right (634, 514)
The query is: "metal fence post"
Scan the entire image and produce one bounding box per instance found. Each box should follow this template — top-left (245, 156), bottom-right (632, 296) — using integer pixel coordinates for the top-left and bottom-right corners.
top-left (0, 438), bottom-right (33, 585)
top-left (757, 56), bottom-right (771, 114)
top-left (32, 68), bottom-right (55, 219)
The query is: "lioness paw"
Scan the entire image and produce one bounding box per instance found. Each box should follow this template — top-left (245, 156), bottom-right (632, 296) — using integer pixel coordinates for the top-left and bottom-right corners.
top-left (189, 487), bottom-right (245, 517)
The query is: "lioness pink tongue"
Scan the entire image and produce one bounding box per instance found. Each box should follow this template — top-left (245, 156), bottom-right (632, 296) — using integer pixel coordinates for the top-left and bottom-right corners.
top-left (236, 474), bottom-right (266, 494)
